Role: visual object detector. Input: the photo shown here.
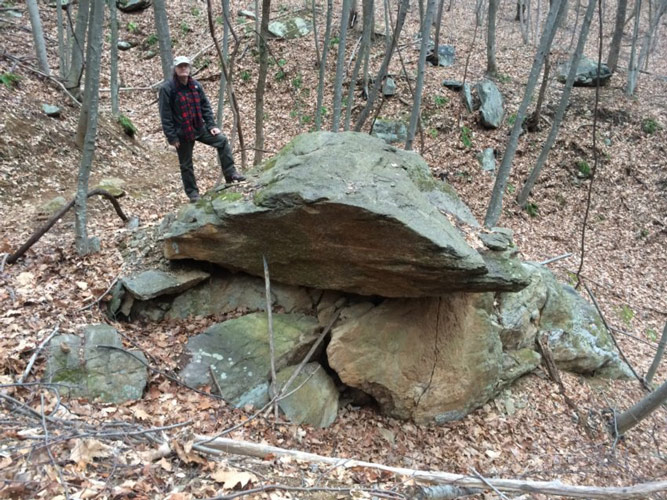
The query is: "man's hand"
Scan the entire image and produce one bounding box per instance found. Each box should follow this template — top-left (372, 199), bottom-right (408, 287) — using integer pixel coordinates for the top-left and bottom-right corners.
top-left (210, 127), bottom-right (221, 136)
top-left (172, 140), bottom-right (180, 149)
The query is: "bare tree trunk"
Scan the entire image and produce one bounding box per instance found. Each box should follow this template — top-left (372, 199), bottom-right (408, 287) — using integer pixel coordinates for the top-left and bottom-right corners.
top-left (57, 0), bottom-right (66, 78)
top-left (646, 322), bottom-right (667, 386)
top-left (109, 0), bottom-right (119, 116)
top-left (254, 0), bottom-right (271, 166)
top-left (615, 378), bottom-right (667, 436)
top-left (354, 0), bottom-right (409, 131)
top-left (332, 0), bottom-right (353, 132)
top-left (344, 0), bottom-right (374, 130)
top-left (430, 0), bottom-right (446, 62)
top-left (312, 0), bottom-right (321, 67)
top-left (484, 0), bottom-right (564, 227)
top-left (406, 0), bottom-right (435, 150)
top-left (67, 0), bottom-right (88, 92)
top-left (517, 0), bottom-right (596, 206)
top-left (475, 0), bottom-right (485, 26)
top-left (637, 0), bottom-right (667, 72)
top-left (607, 0), bottom-right (628, 72)
top-left (27, 0), bottom-right (51, 75)
top-left (74, 0), bottom-right (105, 255)
top-left (519, 0), bottom-right (530, 44)
top-left (525, 53), bottom-right (550, 132)
top-left (486, 0), bottom-right (498, 76)
top-left (217, 0), bottom-right (231, 124)
top-left (153, 0), bottom-right (173, 82)
top-left (627, 0), bottom-right (642, 96)
top-left (315, 0), bottom-right (334, 130)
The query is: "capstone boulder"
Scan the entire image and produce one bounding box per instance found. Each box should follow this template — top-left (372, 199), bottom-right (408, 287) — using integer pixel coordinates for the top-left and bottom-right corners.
top-left (162, 131), bottom-right (529, 297)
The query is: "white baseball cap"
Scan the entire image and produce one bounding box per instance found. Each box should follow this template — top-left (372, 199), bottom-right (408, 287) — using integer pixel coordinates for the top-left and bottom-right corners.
top-left (173, 56), bottom-right (191, 67)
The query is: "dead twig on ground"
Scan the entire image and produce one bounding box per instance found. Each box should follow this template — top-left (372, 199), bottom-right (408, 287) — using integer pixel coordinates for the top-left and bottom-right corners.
top-left (539, 252), bottom-right (572, 265)
top-left (40, 394), bottom-right (70, 500)
top-left (18, 324), bottom-right (59, 384)
top-left (191, 436), bottom-right (667, 498)
top-left (7, 189), bottom-right (129, 265)
top-left (204, 484), bottom-right (405, 500)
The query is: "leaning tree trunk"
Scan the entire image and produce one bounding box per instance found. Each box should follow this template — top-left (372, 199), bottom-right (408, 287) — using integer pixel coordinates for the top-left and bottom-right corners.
top-left (484, 0), bottom-right (564, 228)
top-left (153, 0), bottom-right (174, 82)
top-left (74, 0), bottom-right (105, 256)
top-left (406, 0), bottom-right (435, 150)
top-left (66, 0), bottom-right (89, 91)
top-left (27, 0), bottom-right (51, 75)
top-left (331, 0), bottom-right (353, 132)
top-left (646, 321), bottom-right (667, 386)
top-left (517, 0), bottom-right (596, 207)
top-left (607, 0), bottom-right (628, 72)
top-left (429, 0), bottom-right (446, 64)
top-left (315, 0), bottom-right (334, 130)
top-left (109, 0), bottom-right (119, 116)
top-left (615, 378), bottom-right (667, 436)
top-left (486, 0), bottom-right (498, 76)
top-left (626, 0), bottom-right (642, 96)
top-left (254, 0), bottom-right (271, 166)
top-left (354, 0), bottom-right (409, 132)
top-left (637, 0), bottom-right (667, 73)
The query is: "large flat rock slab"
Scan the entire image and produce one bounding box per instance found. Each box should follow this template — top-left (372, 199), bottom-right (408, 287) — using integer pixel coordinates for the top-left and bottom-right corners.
top-left (162, 131), bottom-right (529, 297)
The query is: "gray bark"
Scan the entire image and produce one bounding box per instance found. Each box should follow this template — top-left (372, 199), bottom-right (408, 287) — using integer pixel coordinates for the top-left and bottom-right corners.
top-left (315, 0), bottom-right (334, 130)
top-left (615, 378), bottom-right (667, 436)
top-left (354, 0), bottom-right (409, 131)
top-left (312, 0), bottom-right (321, 67)
top-left (626, 0), bottom-right (642, 96)
top-left (432, 0), bottom-right (446, 57)
top-left (406, 0), bottom-right (435, 150)
top-left (484, 0), bottom-right (564, 227)
top-left (607, 0), bottom-right (628, 72)
top-left (486, 0), bottom-right (498, 76)
top-left (475, 0), bottom-right (485, 26)
top-left (109, 0), bottom-right (119, 116)
top-left (66, 0), bottom-right (89, 91)
top-left (519, 0), bottom-right (530, 44)
top-left (637, 0), bottom-right (667, 72)
top-left (254, 0), bottom-right (271, 166)
top-left (74, 0), bottom-right (105, 255)
top-left (217, 0), bottom-right (231, 124)
top-left (518, 0), bottom-right (596, 206)
top-left (57, 0), bottom-right (66, 78)
top-left (153, 0), bottom-right (174, 82)
top-left (27, 0), bottom-right (51, 75)
top-left (344, 0), bottom-right (374, 130)
top-left (331, 0), bottom-right (353, 132)
top-left (646, 322), bottom-right (667, 386)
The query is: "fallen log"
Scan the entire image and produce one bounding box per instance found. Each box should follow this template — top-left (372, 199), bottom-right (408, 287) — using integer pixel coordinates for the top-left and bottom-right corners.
top-left (193, 436), bottom-right (667, 499)
top-left (7, 188), bottom-right (129, 265)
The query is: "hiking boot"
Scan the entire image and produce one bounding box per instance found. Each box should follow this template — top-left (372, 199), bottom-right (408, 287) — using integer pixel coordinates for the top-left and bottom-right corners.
top-left (188, 193), bottom-right (200, 203)
top-left (225, 169), bottom-right (246, 183)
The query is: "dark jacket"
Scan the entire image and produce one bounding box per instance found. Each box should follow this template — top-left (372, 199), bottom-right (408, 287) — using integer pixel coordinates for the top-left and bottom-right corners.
top-left (158, 77), bottom-right (216, 144)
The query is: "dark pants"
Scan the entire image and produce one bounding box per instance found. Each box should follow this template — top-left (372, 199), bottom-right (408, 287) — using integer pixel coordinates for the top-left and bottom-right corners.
top-left (176, 127), bottom-right (236, 199)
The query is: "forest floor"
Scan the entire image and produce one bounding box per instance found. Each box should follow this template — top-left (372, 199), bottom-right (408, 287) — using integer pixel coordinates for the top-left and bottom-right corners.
top-left (0, 0), bottom-right (666, 498)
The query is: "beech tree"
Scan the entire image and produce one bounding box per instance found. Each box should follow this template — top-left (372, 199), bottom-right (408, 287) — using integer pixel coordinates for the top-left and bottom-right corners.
top-left (66, 0), bottom-right (89, 92)
top-left (315, 0), bottom-right (334, 130)
top-left (109, 0), bottom-right (119, 116)
top-left (484, 0), bottom-right (565, 227)
top-left (517, 0), bottom-right (596, 206)
top-left (406, 0), bottom-right (436, 150)
top-left (74, 0), bottom-right (105, 255)
top-left (331, 0), bottom-right (352, 132)
top-left (27, 0), bottom-right (50, 75)
top-left (254, 0), bottom-right (271, 166)
top-left (607, 0), bottom-right (628, 72)
top-left (626, 0), bottom-right (642, 96)
top-left (153, 0), bottom-right (174, 81)
top-left (486, 0), bottom-right (498, 76)
top-left (354, 0), bottom-right (409, 132)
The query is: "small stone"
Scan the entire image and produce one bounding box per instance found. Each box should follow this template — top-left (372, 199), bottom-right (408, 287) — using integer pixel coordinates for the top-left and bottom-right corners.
top-left (117, 0), bottom-right (151, 13)
top-left (442, 79), bottom-right (463, 91)
top-left (238, 9), bottom-right (256, 19)
top-left (38, 196), bottom-right (67, 215)
top-left (42, 104), bottom-right (61, 117)
top-left (382, 76), bottom-right (397, 96)
top-left (477, 148), bottom-right (496, 173)
top-left (95, 177), bottom-right (126, 197)
top-left (122, 269), bottom-right (210, 301)
top-left (462, 83), bottom-right (475, 112)
top-left (370, 119), bottom-right (407, 144)
top-left (118, 41), bottom-right (134, 51)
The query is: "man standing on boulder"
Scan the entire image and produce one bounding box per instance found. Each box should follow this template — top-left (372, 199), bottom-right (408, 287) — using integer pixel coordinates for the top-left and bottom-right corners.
top-left (159, 56), bottom-right (245, 202)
